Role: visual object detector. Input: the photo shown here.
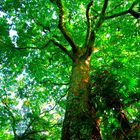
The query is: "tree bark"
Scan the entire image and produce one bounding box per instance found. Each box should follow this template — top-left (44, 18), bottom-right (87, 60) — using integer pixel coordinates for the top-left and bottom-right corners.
top-left (61, 51), bottom-right (102, 140)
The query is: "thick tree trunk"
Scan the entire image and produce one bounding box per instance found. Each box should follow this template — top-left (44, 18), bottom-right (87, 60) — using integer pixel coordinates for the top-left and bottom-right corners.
top-left (61, 54), bottom-right (102, 140)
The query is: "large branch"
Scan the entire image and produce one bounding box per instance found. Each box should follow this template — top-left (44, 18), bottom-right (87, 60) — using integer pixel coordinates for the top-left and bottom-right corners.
top-left (84, 0), bottom-right (109, 56)
top-left (105, 10), bottom-right (129, 20)
top-left (51, 39), bottom-right (74, 60)
top-left (128, 1), bottom-right (140, 19)
top-left (85, 30), bottom-right (95, 57)
top-left (85, 0), bottom-right (94, 46)
top-left (96, 0), bottom-right (109, 29)
top-left (1, 39), bottom-right (73, 60)
top-left (18, 39), bottom-right (74, 60)
top-left (105, 1), bottom-right (140, 20)
top-left (101, 0), bottom-right (109, 14)
top-left (56, 0), bottom-right (77, 53)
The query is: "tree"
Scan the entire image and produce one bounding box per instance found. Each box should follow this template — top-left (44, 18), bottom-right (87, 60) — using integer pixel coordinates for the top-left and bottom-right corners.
top-left (0, 0), bottom-right (140, 139)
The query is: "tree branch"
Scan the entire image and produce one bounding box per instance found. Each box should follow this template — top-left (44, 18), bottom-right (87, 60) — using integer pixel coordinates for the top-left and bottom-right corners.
top-left (22, 118), bottom-right (36, 137)
top-left (51, 39), bottom-right (74, 60)
top-left (23, 129), bottom-right (48, 137)
top-left (14, 40), bottom-right (52, 50)
top-left (105, 1), bottom-right (140, 20)
top-left (33, 19), bottom-right (51, 33)
top-left (105, 10), bottom-right (129, 20)
top-left (83, 1), bottom-right (96, 58)
top-left (22, 91), bottom-right (66, 138)
top-left (106, 2), bottom-right (124, 14)
top-left (85, 0), bottom-right (94, 46)
top-left (0, 39), bottom-right (51, 50)
top-left (1, 38), bottom-right (73, 60)
top-left (56, 0), bottom-right (77, 53)
top-left (128, 1), bottom-right (140, 19)
top-left (23, 123), bottom-right (62, 138)
top-left (85, 29), bottom-right (95, 57)
top-left (29, 13), bottom-right (51, 33)
top-left (101, 0), bottom-right (109, 14)
top-left (129, 10), bottom-right (140, 19)
top-left (84, 0), bottom-right (109, 57)
top-left (96, 0), bottom-right (109, 29)
top-left (2, 101), bottom-right (17, 137)
top-left (22, 106), bottom-right (57, 137)
top-left (40, 79), bottom-right (70, 86)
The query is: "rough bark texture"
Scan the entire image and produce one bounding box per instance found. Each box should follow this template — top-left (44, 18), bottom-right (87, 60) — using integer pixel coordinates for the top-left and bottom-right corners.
top-left (61, 51), bottom-right (102, 140)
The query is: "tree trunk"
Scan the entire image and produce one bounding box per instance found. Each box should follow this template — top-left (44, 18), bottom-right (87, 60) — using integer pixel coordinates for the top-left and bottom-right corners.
top-left (113, 110), bottom-right (131, 140)
top-left (61, 52), bottom-right (102, 140)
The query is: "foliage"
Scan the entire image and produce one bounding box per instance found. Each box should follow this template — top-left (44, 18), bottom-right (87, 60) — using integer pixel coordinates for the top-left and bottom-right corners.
top-left (0, 0), bottom-right (140, 139)
top-left (90, 69), bottom-right (139, 139)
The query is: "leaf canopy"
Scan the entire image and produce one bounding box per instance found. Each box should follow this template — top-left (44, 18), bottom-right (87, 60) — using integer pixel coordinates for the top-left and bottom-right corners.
top-left (0, 0), bottom-right (140, 139)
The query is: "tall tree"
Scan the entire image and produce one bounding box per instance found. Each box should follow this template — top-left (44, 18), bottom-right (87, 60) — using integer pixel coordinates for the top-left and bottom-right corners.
top-left (0, 0), bottom-right (140, 139)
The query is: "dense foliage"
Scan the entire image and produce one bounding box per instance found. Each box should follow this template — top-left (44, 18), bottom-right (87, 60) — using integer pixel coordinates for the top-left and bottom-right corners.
top-left (0, 0), bottom-right (140, 139)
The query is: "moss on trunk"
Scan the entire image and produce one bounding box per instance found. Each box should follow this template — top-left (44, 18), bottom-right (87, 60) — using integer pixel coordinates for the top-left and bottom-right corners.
top-left (61, 55), bottom-right (102, 140)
